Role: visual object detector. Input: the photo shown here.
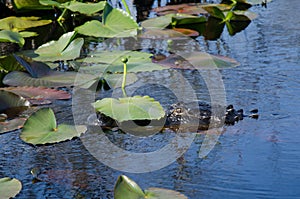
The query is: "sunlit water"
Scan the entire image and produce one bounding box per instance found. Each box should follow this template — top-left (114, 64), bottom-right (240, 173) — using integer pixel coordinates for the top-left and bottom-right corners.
top-left (1, 0), bottom-right (300, 198)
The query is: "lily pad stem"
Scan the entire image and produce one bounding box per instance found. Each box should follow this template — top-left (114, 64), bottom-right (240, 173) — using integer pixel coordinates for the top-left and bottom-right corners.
top-left (57, 8), bottom-right (68, 22)
top-left (122, 62), bottom-right (127, 97)
top-left (121, 0), bottom-right (131, 16)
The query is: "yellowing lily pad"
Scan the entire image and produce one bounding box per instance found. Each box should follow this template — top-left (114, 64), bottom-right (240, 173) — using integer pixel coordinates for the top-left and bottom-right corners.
top-left (0, 177), bottom-right (22, 199)
top-left (20, 108), bottom-right (86, 145)
top-left (0, 16), bottom-right (51, 32)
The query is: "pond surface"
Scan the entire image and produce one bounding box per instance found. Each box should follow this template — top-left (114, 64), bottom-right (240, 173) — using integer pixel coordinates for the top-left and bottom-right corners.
top-left (1, 0), bottom-right (300, 198)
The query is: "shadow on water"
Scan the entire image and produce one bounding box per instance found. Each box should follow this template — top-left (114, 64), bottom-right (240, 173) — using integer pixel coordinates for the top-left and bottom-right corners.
top-left (1, 0), bottom-right (300, 198)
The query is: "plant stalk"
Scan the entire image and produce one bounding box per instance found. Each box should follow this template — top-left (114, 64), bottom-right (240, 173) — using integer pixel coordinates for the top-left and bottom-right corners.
top-left (121, 0), bottom-right (131, 16)
top-left (122, 62), bottom-right (127, 97)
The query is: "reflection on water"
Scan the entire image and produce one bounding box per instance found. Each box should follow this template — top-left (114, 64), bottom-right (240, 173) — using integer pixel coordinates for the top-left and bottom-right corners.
top-left (1, 0), bottom-right (300, 198)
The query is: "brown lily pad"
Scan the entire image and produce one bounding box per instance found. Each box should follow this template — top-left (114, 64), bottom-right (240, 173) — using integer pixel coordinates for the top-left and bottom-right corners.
top-left (0, 86), bottom-right (71, 100)
top-left (172, 28), bottom-right (199, 36)
top-left (0, 117), bottom-right (27, 134)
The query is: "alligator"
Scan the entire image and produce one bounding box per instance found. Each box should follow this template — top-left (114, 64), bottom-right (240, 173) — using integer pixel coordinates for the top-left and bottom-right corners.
top-left (93, 102), bottom-right (259, 132)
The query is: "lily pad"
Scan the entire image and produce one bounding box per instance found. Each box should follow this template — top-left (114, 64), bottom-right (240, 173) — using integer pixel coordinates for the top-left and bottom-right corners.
top-left (93, 96), bottom-right (165, 122)
top-left (172, 28), bottom-right (199, 37)
top-left (152, 3), bottom-right (209, 15)
top-left (0, 30), bottom-right (25, 47)
top-left (139, 29), bottom-right (189, 39)
top-left (40, 0), bottom-right (106, 15)
top-left (0, 117), bottom-right (27, 134)
top-left (3, 70), bottom-right (96, 88)
top-left (20, 108), bottom-right (86, 145)
top-left (75, 4), bottom-right (139, 38)
top-left (0, 16), bottom-right (51, 32)
top-left (0, 90), bottom-right (30, 117)
top-left (0, 86), bottom-right (71, 100)
top-left (81, 51), bottom-right (167, 73)
top-left (32, 31), bottom-right (83, 61)
top-left (141, 14), bottom-right (174, 29)
top-left (156, 52), bottom-right (240, 70)
top-left (145, 188), bottom-right (188, 199)
top-left (171, 14), bottom-right (206, 26)
top-left (114, 175), bottom-right (187, 199)
top-left (3, 54), bottom-right (96, 88)
top-left (114, 175), bottom-right (145, 199)
top-left (247, 0), bottom-right (272, 4)
top-left (0, 177), bottom-right (22, 198)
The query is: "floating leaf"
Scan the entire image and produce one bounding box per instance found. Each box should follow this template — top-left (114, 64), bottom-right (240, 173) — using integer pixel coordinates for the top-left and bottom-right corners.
top-left (202, 5), bottom-right (226, 20)
top-left (33, 31), bottom-right (83, 61)
top-left (20, 108), bottom-right (86, 145)
top-left (40, 0), bottom-right (105, 15)
top-left (153, 3), bottom-right (209, 15)
top-left (19, 31), bottom-right (38, 38)
top-left (221, 0), bottom-right (252, 10)
top-left (3, 70), bottom-right (96, 88)
top-left (172, 14), bottom-right (207, 26)
top-left (13, 0), bottom-right (52, 10)
top-left (0, 177), bottom-right (22, 198)
top-left (62, 1), bottom-right (106, 15)
top-left (139, 29), bottom-right (189, 39)
top-left (93, 96), bottom-right (165, 122)
top-left (153, 3), bottom-right (232, 15)
top-left (156, 52), bottom-right (239, 70)
top-left (145, 188), bottom-right (188, 199)
top-left (0, 86), bottom-right (71, 100)
top-left (0, 16), bottom-right (51, 32)
top-left (82, 51), bottom-right (167, 73)
top-left (0, 117), bottom-right (27, 134)
top-left (76, 4), bottom-right (139, 38)
top-left (247, 0), bottom-right (272, 5)
top-left (0, 90), bottom-right (30, 117)
top-left (114, 175), bottom-right (188, 199)
top-left (141, 14), bottom-right (174, 29)
top-left (0, 30), bottom-right (24, 47)
top-left (172, 28), bottom-right (199, 36)
top-left (114, 175), bottom-right (145, 199)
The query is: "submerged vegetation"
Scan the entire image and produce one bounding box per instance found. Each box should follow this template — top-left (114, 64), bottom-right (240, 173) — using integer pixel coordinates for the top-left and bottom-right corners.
top-left (0, 0), bottom-right (266, 198)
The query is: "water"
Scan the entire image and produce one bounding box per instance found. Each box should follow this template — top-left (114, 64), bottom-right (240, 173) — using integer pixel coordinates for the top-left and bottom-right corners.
top-left (1, 0), bottom-right (300, 198)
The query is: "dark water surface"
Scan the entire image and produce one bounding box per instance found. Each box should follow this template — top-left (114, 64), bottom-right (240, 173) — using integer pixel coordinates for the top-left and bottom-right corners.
top-left (1, 0), bottom-right (300, 198)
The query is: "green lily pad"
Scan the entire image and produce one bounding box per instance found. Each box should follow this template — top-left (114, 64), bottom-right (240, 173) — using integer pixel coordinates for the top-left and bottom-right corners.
top-left (20, 108), bottom-right (87, 145)
top-left (93, 96), bottom-right (165, 122)
top-left (202, 5), bottom-right (226, 20)
top-left (0, 177), bottom-right (22, 198)
top-left (40, 0), bottom-right (105, 15)
top-left (75, 4), bottom-right (139, 38)
top-left (0, 30), bottom-right (24, 47)
top-left (114, 175), bottom-right (145, 199)
top-left (171, 14), bottom-right (207, 26)
top-left (141, 14), bottom-right (174, 29)
top-left (145, 188), bottom-right (188, 199)
top-left (114, 175), bottom-right (187, 199)
top-left (156, 52), bottom-right (239, 70)
top-left (62, 0), bottom-right (106, 15)
top-left (82, 51), bottom-right (167, 73)
top-left (19, 31), bottom-right (39, 38)
top-left (0, 16), bottom-right (51, 32)
top-left (32, 31), bottom-right (83, 61)
top-left (3, 70), bottom-right (96, 88)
